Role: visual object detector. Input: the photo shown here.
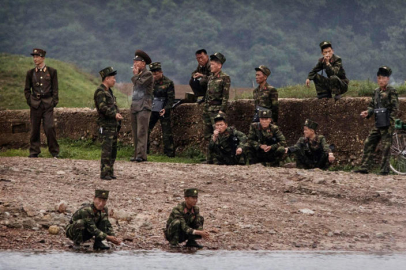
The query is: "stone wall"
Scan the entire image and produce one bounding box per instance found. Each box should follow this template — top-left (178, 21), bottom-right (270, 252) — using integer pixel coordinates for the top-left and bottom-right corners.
top-left (0, 98), bottom-right (404, 165)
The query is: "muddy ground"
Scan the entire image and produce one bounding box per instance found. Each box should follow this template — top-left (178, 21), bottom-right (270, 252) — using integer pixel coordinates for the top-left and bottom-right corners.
top-left (0, 157), bottom-right (405, 252)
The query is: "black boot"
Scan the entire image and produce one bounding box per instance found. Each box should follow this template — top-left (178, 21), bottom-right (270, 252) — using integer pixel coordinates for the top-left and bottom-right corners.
top-left (185, 239), bottom-right (203, 249)
top-left (93, 240), bottom-right (110, 250)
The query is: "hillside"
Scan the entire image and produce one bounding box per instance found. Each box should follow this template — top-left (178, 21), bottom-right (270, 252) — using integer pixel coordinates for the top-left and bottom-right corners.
top-left (0, 53), bottom-right (129, 110)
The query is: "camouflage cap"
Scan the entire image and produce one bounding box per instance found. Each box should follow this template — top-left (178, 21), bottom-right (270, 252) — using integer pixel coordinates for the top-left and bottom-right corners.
top-left (319, 41), bottom-right (332, 50)
top-left (255, 65), bottom-right (271, 77)
top-left (304, 119), bottom-right (318, 130)
top-left (377, 66), bottom-right (392, 77)
top-left (258, 109), bottom-right (272, 118)
top-left (210, 52), bottom-right (226, 65)
top-left (31, 48), bottom-right (46, 57)
top-left (184, 188), bottom-right (198, 197)
top-left (134, 49), bottom-right (152, 64)
top-left (149, 62), bottom-right (162, 72)
top-left (214, 112), bottom-right (227, 122)
top-left (99, 67), bottom-right (117, 79)
top-left (95, 189), bottom-right (109, 199)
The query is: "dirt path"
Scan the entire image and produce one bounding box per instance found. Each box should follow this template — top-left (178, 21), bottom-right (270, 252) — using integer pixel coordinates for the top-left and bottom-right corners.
top-left (0, 157), bottom-right (405, 252)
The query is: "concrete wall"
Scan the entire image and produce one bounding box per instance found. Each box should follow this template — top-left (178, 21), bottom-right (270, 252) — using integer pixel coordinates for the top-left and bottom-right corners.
top-left (1, 98), bottom-right (404, 165)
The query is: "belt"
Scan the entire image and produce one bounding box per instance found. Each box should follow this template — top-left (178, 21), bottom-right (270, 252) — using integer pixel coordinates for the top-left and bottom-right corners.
top-left (208, 100), bottom-right (222, 105)
top-left (35, 93), bottom-right (53, 98)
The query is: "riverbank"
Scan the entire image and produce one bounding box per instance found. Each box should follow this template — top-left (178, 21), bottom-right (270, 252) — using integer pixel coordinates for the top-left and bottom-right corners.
top-left (0, 157), bottom-right (405, 252)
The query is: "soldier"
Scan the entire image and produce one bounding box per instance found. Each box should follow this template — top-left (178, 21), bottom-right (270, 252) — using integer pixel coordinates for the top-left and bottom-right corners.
top-left (208, 112), bottom-right (247, 165)
top-left (130, 50), bottom-right (153, 162)
top-left (24, 48), bottom-right (59, 158)
top-left (248, 109), bottom-right (287, 166)
top-left (189, 49), bottom-right (211, 102)
top-left (66, 190), bottom-right (121, 250)
top-left (252, 65), bottom-right (279, 123)
top-left (165, 188), bottom-right (210, 249)
top-left (94, 67), bottom-right (123, 180)
top-left (148, 62), bottom-right (175, 157)
top-left (306, 41), bottom-right (349, 100)
top-left (285, 119), bottom-right (335, 169)
top-left (354, 66), bottom-right (399, 175)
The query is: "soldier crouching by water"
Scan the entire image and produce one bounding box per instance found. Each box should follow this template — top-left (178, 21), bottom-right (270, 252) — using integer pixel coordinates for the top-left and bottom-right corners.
top-left (285, 119), bottom-right (335, 169)
top-left (66, 190), bottom-right (121, 250)
top-left (165, 188), bottom-right (210, 249)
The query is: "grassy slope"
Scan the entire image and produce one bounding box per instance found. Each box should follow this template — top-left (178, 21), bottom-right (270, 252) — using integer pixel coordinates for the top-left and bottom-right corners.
top-left (0, 53), bottom-right (129, 110)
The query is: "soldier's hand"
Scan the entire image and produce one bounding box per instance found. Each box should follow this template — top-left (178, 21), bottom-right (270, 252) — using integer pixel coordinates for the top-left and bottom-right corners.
top-left (285, 148), bottom-right (289, 154)
top-left (193, 72), bottom-right (203, 79)
top-left (116, 113), bottom-right (123, 120)
top-left (305, 79), bottom-right (310, 88)
top-left (360, 111), bottom-right (368, 118)
top-left (106, 235), bottom-right (122, 245)
top-left (133, 65), bottom-right (139, 75)
top-left (328, 153), bottom-right (335, 163)
top-left (236, 148), bottom-right (242, 155)
top-left (159, 109), bottom-right (166, 116)
top-left (196, 230), bottom-right (210, 240)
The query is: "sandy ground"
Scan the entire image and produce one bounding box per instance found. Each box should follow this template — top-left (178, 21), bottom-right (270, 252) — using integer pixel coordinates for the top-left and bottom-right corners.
top-left (0, 157), bottom-right (406, 252)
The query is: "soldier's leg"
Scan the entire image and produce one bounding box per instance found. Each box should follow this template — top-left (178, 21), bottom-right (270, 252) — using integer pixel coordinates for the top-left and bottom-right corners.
top-left (189, 78), bottom-right (204, 97)
top-left (186, 216), bottom-right (204, 242)
top-left (65, 220), bottom-right (93, 245)
top-left (202, 110), bottom-right (214, 141)
top-left (271, 146), bottom-right (286, 166)
top-left (379, 127), bottom-right (394, 174)
top-left (148, 112), bottom-right (160, 154)
top-left (166, 219), bottom-right (184, 245)
top-left (313, 74), bottom-right (332, 99)
top-left (131, 112), bottom-right (138, 159)
top-left (360, 128), bottom-right (381, 171)
top-left (110, 130), bottom-right (118, 176)
top-left (329, 75), bottom-right (348, 95)
top-left (316, 152), bottom-right (330, 170)
top-left (247, 147), bottom-right (258, 165)
top-left (42, 105), bottom-right (59, 157)
top-left (160, 111), bottom-right (175, 157)
top-left (100, 128), bottom-right (114, 178)
top-left (294, 151), bottom-right (312, 169)
top-left (136, 110), bottom-right (151, 160)
top-left (29, 106), bottom-right (42, 156)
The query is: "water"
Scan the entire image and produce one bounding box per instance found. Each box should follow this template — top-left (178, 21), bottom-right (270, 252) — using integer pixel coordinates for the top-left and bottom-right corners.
top-left (1, 250), bottom-right (405, 270)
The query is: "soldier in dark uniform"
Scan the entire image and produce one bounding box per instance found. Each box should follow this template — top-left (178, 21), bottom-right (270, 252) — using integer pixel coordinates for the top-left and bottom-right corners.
top-left (165, 188), bottom-right (210, 249)
top-left (130, 50), bottom-right (153, 162)
top-left (248, 109), bottom-right (287, 166)
top-left (24, 48), bottom-right (59, 158)
top-left (66, 190), bottom-right (121, 250)
top-left (306, 41), bottom-right (349, 100)
top-left (252, 65), bottom-right (279, 123)
top-left (148, 62), bottom-right (175, 157)
top-left (189, 49), bottom-right (211, 102)
top-left (208, 112), bottom-right (247, 165)
top-left (354, 66), bottom-right (399, 175)
top-left (286, 119), bottom-right (335, 169)
top-left (94, 67), bottom-right (123, 180)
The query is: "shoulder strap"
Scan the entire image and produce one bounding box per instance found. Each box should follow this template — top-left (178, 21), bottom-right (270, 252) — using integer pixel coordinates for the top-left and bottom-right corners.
top-left (375, 88), bottom-right (382, 109)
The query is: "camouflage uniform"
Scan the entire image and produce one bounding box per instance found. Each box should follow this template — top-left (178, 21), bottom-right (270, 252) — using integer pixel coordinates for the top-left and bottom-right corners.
top-left (288, 136), bottom-right (332, 169)
top-left (148, 75), bottom-right (175, 157)
top-left (165, 201), bottom-right (204, 245)
top-left (248, 122), bottom-right (287, 165)
top-left (307, 54), bottom-right (349, 99)
top-left (66, 203), bottom-right (114, 245)
top-left (359, 85), bottom-right (399, 174)
top-left (189, 60), bottom-right (211, 97)
top-left (94, 83), bottom-right (119, 179)
top-left (208, 126), bottom-right (248, 165)
top-left (253, 82), bottom-right (279, 123)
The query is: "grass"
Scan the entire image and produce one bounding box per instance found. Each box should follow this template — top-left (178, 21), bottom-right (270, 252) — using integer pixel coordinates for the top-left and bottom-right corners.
top-left (0, 53), bottom-right (130, 110)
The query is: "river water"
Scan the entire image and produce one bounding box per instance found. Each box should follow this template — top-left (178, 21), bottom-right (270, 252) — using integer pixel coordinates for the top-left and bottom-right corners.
top-left (1, 250), bottom-right (405, 270)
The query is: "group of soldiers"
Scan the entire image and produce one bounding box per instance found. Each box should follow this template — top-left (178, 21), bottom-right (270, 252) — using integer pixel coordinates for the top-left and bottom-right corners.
top-left (24, 40), bottom-right (399, 180)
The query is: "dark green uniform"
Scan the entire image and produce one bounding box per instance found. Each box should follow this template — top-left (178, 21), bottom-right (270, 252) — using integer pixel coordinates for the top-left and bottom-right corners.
top-left (253, 82), bottom-right (279, 123)
top-left (189, 60), bottom-right (211, 97)
top-left (208, 126), bottom-right (248, 165)
top-left (148, 75), bottom-right (175, 157)
top-left (66, 203), bottom-right (114, 245)
top-left (94, 84), bottom-right (119, 179)
top-left (165, 201), bottom-right (204, 245)
top-left (359, 85), bottom-right (399, 174)
top-left (248, 122), bottom-right (287, 165)
top-left (307, 54), bottom-right (349, 99)
top-left (288, 135), bottom-right (332, 169)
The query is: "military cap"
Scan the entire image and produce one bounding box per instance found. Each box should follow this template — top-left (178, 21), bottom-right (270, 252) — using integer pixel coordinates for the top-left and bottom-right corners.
top-left (99, 67), bottom-right (117, 79)
top-left (210, 52), bottom-right (226, 65)
top-left (258, 109), bottom-right (272, 118)
top-left (214, 112), bottom-right (227, 122)
top-left (95, 189), bottom-right (109, 199)
top-left (31, 48), bottom-right (46, 57)
top-left (195, 49), bottom-right (207, 55)
top-left (184, 188), bottom-right (198, 197)
top-left (149, 62), bottom-right (162, 72)
top-left (304, 119), bottom-right (318, 130)
top-left (255, 65), bottom-right (271, 77)
top-left (134, 49), bottom-right (152, 64)
top-left (377, 66), bottom-right (392, 77)
top-left (319, 41), bottom-right (332, 50)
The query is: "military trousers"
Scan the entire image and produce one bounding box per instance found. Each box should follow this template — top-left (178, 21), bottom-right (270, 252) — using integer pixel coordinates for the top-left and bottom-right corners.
top-left (148, 111), bottom-right (175, 157)
top-left (360, 126), bottom-right (394, 174)
top-left (202, 110), bottom-right (220, 140)
top-left (210, 150), bottom-right (246, 165)
top-left (189, 77), bottom-right (207, 97)
top-left (313, 74), bottom-right (348, 99)
top-left (131, 110), bottom-right (151, 160)
top-left (29, 102), bottom-right (59, 157)
top-left (100, 126), bottom-right (117, 178)
top-left (249, 145), bottom-right (285, 166)
top-left (165, 217), bottom-right (204, 245)
top-left (294, 151), bottom-right (329, 169)
top-left (66, 219), bottom-right (110, 244)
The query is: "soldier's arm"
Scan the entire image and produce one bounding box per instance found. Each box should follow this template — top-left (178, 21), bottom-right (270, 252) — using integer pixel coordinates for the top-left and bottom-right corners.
top-left (165, 81), bottom-right (175, 110)
top-left (235, 130), bottom-right (248, 150)
top-left (366, 90), bottom-right (376, 119)
top-left (320, 136), bottom-right (332, 154)
top-left (103, 208), bottom-right (115, 236)
top-left (307, 60), bottom-right (323, 80)
top-left (95, 90), bottom-right (117, 119)
top-left (270, 87), bottom-right (279, 123)
top-left (248, 125), bottom-right (260, 150)
top-left (171, 207), bottom-right (195, 235)
top-left (82, 208), bottom-right (108, 240)
top-left (24, 71), bottom-right (32, 105)
top-left (131, 71), bottom-right (154, 90)
top-left (51, 68), bottom-right (59, 107)
top-left (274, 126), bottom-right (287, 147)
top-left (221, 76), bottom-right (230, 112)
top-left (288, 138), bottom-right (303, 153)
top-left (389, 89), bottom-right (400, 120)
top-left (325, 57), bottom-right (342, 76)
